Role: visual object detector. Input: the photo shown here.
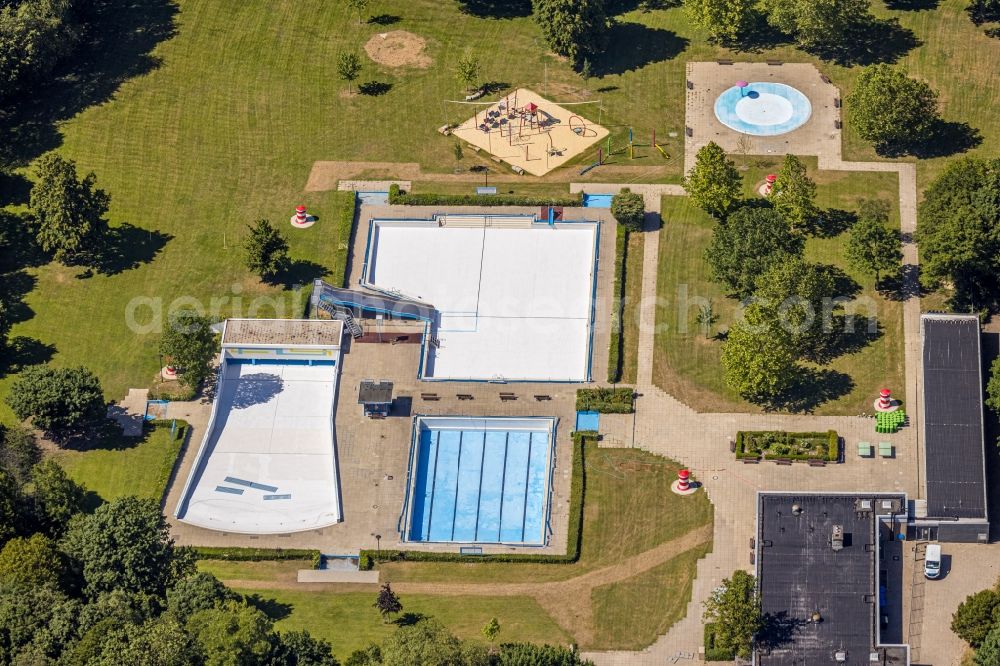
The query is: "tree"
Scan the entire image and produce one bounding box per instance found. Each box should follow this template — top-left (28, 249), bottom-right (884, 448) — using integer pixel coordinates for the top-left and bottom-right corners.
top-left (160, 310), bottom-right (218, 389)
top-left (845, 199), bottom-right (902, 289)
top-left (987, 356), bottom-right (1000, 418)
top-left (952, 588), bottom-right (1000, 647)
top-left (337, 52), bottom-right (362, 94)
top-left (684, 0), bottom-right (763, 46)
top-left (187, 601), bottom-right (274, 666)
top-left (30, 459), bottom-right (88, 537)
top-left (754, 258), bottom-right (837, 357)
top-left (482, 617), bottom-right (501, 647)
top-left (764, 0), bottom-right (876, 54)
top-left (374, 582), bottom-right (402, 622)
top-left (721, 304), bottom-right (799, 404)
top-left (611, 188), bottom-right (645, 232)
top-left (347, 0), bottom-right (369, 24)
top-left (684, 142), bottom-right (743, 219)
top-left (244, 218), bottom-right (289, 280)
top-left (379, 620), bottom-right (464, 666)
top-left (704, 206), bottom-right (804, 297)
top-left (29, 153), bottom-right (111, 265)
top-left (0, 0), bottom-right (80, 98)
top-left (455, 54), bottom-right (482, 93)
top-left (770, 154), bottom-right (817, 228)
top-left (0, 583), bottom-right (82, 660)
top-left (271, 629), bottom-right (340, 666)
top-left (917, 157), bottom-right (1000, 311)
top-left (847, 64), bottom-right (940, 153)
top-left (702, 570), bottom-right (763, 659)
top-left (0, 533), bottom-right (63, 589)
top-left (344, 645), bottom-right (382, 666)
top-left (0, 467), bottom-right (20, 547)
top-left (91, 616), bottom-right (202, 666)
top-left (167, 571), bottom-right (239, 622)
top-left (696, 301), bottom-right (717, 339)
top-left (0, 423), bottom-right (40, 485)
top-left (976, 623), bottom-right (1000, 666)
top-left (533, 0), bottom-right (609, 66)
top-left (62, 496), bottom-right (189, 597)
top-left (6, 364), bottom-right (106, 437)
top-left (969, 0), bottom-right (1000, 26)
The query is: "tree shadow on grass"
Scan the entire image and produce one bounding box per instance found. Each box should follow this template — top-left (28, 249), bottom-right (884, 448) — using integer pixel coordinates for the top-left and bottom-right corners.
top-left (0, 172), bottom-right (31, 206)
top-left (809, 18), bottom-right (920, 65)
top-left (0, 213), bottom-right (48, 272)
top-left (480, 81), bottom-right (510, 95)
top-left (0, 270), bottom-right (38, 324)
top-left (359, 81), bottom-right (393, 97)
top-left (0, 336), bottom-right (56, 378)
top-left (277, 259), bottom-right (329, 290)
top-left (0, 0), bottom-right (178, 167)
top-left (885, 0), bottom-right (939, 9)
top-left (903, 120), bottom-right (983, 159)
top-left (592, 23), bottom-right (688, 76)
top-left (394, 612), bottom-right (427, 626)
top-left (367, 14), bottom-right (401, 26)
top-left (809, 208), bottom-right (856, 238)
top-left (244, 593), bottom-right (293, 621)
top-left (607, 0), bottom-right (681, 12)
top-left (94, 224), bottom-right (172, 276)
top-left (806, 313), bottom-right (882, 365)
top-left (455, 0), bottom-right (531, 18)
top-left (57, 417), bottom-right (148, 452)
top-left (771, 367), bottom-right (855, 413)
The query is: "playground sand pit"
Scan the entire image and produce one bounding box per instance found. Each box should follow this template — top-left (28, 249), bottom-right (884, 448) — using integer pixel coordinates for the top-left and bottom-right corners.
top-left (364, 31), bottom-right (431, 68)
top-left (450, 88), bottom-right (609, 177)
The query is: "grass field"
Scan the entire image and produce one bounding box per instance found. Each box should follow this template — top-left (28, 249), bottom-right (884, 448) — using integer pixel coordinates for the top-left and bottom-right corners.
top-left (653, 161), bottom-right (906, 414)
top-left (621, 231), bottom-right (645, 384)
top-left (53, 420), bottom-right (187, 503)
top-left (1, 0), bottom-right (996, 419)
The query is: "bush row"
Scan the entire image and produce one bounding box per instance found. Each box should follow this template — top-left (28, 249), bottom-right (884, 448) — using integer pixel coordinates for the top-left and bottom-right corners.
top-left (607, 225), bottom-right (628, 383)
top-left (388, 184), bottom-right (583, 208)
top-left (359, 432), bottom-right (590, 570)
top-left (333, 190), bottom-right (358, 287)
top-left (575, 387), bottom-right (635, 413)
top-left (703, 622), bottom-right (735, 662)
top-left (735, 430), bottom-right (840, 462)
top-left (192, 546), bottom-right (323, 569)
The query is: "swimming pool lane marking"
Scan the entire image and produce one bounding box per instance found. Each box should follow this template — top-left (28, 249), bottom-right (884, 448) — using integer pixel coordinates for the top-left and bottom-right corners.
top-left (496, 431), bottom-right (510, 543)
top-left (518, 434), bottom-right (534, 543)
top-left (424, 430), bottom-right (442, 541)
top-left (449, 430), bottom-right (465, 542)
top-left (472, 431), bottom-right (488, 542)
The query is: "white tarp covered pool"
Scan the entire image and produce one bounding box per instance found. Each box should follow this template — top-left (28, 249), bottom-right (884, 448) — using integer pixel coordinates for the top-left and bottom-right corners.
top-left (176, 361), bottom-right (341, 534)
top-left (363, 218), bottom-right (598, 382)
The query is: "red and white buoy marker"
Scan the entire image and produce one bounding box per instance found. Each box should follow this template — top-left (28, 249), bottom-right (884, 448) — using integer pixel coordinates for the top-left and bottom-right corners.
top-left (873, 388), bottom-right (899, 412)
top-left (671, 468), bottom-right (698, 495)
top-left (162, 365), bottom-right (178, 381)
top-left (758, 174), bottom-right (778, 197)
top-left (290, 205), bottom-right (316, 229)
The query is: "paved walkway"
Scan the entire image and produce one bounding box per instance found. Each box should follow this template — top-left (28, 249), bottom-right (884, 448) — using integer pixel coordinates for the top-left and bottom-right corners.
top-left (107, 388), bottom-right (148, 437)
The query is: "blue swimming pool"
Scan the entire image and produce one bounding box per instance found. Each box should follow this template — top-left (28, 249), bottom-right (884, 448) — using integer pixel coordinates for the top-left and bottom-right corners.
top-left (404, 417), bottom-right (556, 545)
top-left (714, 82), bottom-right (812, 136)
top-left (583, 193), bottom-right (614, 208)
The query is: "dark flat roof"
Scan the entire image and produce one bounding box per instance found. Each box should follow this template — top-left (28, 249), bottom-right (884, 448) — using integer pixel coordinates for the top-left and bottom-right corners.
top-left (922, 314), bottom-right (987, 520)
top-left (757, 495), bottom-right (888, 665)
top-left (358, 380), bottom-right (393, 404)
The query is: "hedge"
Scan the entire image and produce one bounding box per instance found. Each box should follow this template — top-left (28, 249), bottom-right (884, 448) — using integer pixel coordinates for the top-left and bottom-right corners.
top-left (388, 183), bottom-right (583, 208)
top-left (704, 622), bottom-right (735, 662)
top-left (575, 387), bottom-right (635, 414)
top-left (359, 432), bottom-right (590, 570)
top-left (193, 546), bottom-right (322, 569)
top-left (607, 225), bottom-right (628, 383)
top-left (735, 430), bottom-right (840, 462)
top-left (333, 190), bottom-right (358, 287)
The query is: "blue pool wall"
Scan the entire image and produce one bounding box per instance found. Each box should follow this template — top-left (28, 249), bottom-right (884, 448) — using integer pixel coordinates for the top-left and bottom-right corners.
top-left (399, 416), bottom-right (559, 547)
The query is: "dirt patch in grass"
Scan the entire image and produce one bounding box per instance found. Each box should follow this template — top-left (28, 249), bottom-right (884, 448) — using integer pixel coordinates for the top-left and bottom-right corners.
top-left (364, 31), bottom-right (431, 68)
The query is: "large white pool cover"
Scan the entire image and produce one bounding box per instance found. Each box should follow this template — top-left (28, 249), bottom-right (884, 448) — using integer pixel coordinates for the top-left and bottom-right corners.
top-left (714, 82), bottom-right (812, 136)
top-left (363, 217), bottom-right (599, 382)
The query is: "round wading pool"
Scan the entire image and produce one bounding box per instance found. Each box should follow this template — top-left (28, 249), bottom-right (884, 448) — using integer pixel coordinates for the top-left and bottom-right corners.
top-left (714, 82), bottom-right (812, 136)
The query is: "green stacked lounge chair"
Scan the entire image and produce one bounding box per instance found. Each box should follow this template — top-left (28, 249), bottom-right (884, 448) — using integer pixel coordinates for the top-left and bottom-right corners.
top-left (875, 409), bottom-right (907, 434)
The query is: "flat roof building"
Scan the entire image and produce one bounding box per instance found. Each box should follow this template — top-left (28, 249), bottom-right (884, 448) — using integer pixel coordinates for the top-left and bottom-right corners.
top-left (918, 313), bottom-right (989, 542)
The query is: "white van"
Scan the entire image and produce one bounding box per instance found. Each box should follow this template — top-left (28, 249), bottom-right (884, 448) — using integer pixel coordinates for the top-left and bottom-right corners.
top-left (924, 544), bottom-right (942, 579)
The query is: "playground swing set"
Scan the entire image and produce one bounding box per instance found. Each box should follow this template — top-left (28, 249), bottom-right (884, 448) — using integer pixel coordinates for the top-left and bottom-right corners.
top-left (580, 127), bottom-right (672, 175)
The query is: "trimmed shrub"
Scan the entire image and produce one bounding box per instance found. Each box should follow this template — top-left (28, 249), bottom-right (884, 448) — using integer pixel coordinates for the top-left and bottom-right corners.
top-left (576, 387), bottom-right (634, 413)
top-left (360, 433), bottom-right (589, 570)
top-left (334, 190), bottom-right (358, 287)
top-left (193, 547), bottom-right (322, 567)
top-left (607, 225), bottom-right (628, 383)
top-left (735, 430), bottom-right (839, 462)
top-left (704, 622), bottom-right (735, 662)
top-left (388, 183), bottom-right (582, 208)
top-left (611, 188), bottom-right (645, 232)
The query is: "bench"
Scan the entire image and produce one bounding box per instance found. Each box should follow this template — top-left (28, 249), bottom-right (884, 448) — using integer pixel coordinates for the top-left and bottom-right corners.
top-left (457, 394), bottom-right (474, 401)
top-left (500, 393), bottom-right (517, 402)
top-left (686, 80), bottom-right (694, 90)
top-left (420, 393), bottom-right (440, 401)
top-left (741, 458), bottom-right (760, 464)
top-left (834, 97), bottom-right (842, 108)
top-left (717, 58), bottom-right (733, 65)
top-left (808, 459), bottom-right (827, 467)
top-left (685, 126), bottom-right (693, 137)
top-left (766, 59), bottom-right (783, 65)
top-left (821, 74), bottom-right (832, 84)
top-left (835, 120), bottom-right (842, 129)
top-left (459, 546), bottom-right (484, 556)
top-left (534, 394), bottom-right (552, 401)
top-left (773, 458), bottom-right (793, 466)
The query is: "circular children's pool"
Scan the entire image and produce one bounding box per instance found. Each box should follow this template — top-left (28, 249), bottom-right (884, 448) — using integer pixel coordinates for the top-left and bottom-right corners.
top-left (713, 82), bottom-right (812, 136)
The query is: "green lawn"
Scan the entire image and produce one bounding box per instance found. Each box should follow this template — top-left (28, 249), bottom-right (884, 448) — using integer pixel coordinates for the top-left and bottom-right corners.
top-left (621, 230), bottom-right (645, 384)
top-left (654, 162), bottom-right (906, 414)
top-left (53, 420), bottom-right (187, 503)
